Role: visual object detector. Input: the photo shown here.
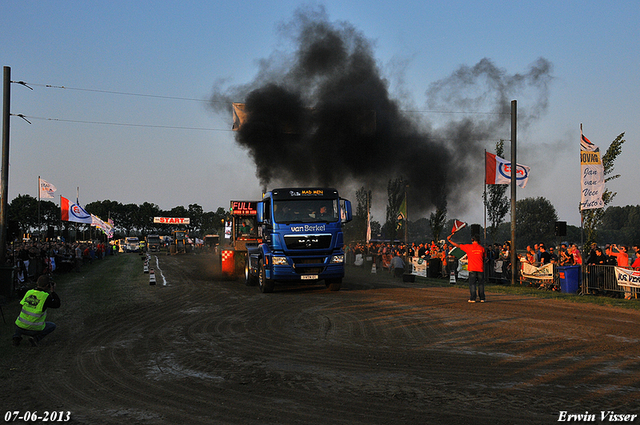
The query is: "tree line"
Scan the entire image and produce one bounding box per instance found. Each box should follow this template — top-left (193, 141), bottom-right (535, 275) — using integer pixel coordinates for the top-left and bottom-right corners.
top-left (9, 189), bottom-right (638, 249)
top-left (7, 195), bottom-right (228, 241)
top-left (347, 190), bottom-right (639, 250)
top-left (346, 132), bottom-right (634, 250)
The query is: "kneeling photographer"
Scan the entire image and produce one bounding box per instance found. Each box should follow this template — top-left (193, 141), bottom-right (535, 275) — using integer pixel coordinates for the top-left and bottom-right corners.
top-left (12, 275), bottom-right (61, 347)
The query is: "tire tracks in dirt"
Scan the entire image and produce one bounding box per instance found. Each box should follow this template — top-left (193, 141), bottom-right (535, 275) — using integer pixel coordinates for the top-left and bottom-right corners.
top-left (15, 254), bottom-right (640, 424)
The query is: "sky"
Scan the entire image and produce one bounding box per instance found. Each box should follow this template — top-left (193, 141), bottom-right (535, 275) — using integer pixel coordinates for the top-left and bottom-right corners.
top-left (2, 1), bottom-right (638, 228)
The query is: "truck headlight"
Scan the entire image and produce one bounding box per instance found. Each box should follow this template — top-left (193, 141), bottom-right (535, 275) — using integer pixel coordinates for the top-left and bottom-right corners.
top-left (331, 255), bottom-right (344, 264)
top-left (272, 256), bottom-right (288, 266)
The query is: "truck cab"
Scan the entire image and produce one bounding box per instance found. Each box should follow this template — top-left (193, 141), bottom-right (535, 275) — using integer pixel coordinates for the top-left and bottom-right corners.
top-left (219, 201), bottom-right (260, 278)
top-left (125, 237), bottom-right (140, 253)
top-left (170, 230), bottom-right (189, 254)
top-left (245, 188), bottom-right (352, 292)
top-left (146, 234), bottom-right (161, 252)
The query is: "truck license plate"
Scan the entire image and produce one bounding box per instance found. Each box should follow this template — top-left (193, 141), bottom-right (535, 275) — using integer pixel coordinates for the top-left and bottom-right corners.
top-left (301, 275), bottom-right (318, 280)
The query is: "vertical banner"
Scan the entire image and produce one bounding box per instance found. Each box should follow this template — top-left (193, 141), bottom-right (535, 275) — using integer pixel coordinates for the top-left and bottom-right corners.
top-left (580, 128), bottom-right (605, 210)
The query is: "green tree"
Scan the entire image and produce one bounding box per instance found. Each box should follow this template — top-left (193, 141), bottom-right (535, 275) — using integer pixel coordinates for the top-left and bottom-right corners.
top-left (582, 132), bottom-right (625, 247)
top-left (384, 177), bottom-right (406, 240)
top-left (370, 220), bottom-right (381, 240)
top-left (120, 204), bottom-right (140, 235)
top-left (188, 204), bottom-right (204, 235)
top-left (599, 205), bottom-right (640, 245)
top-left (39, 199), bottom-right (59, 231)
top-left (139, 202), bottom-right (161, 234)
top-left (484, 140), bottom-right (510, 243)
top-left (8, 194), bottom-right (39, 238)
top-left (516, 197), bottom-right (558, 249)
top-left (427, 181), bottom-right (448, 243)
top-left (429, 202), bottom-right (447, 243)
top-left (166, 205), bottom-right (189, 234)
top-left (408, 217), bottom-right (432, 243)
top-left (355, 187), bottom-right (371, 241)
top-left (201, 207), bottom-right (227, 236)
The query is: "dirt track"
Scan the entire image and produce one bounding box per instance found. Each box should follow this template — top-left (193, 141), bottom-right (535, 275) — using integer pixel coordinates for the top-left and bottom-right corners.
top-left (3, 253), bottom-right (640, 424)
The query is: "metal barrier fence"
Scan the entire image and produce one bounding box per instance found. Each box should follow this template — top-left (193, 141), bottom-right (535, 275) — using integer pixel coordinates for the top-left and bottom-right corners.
top-left (488, 260), bottom-right (634, 298)
top-left (581, 264), bottom-right (635, 297)
top-left (516, 263), bottom-right (635, 297)
top-left (486, 259), bottom-right (511, 284)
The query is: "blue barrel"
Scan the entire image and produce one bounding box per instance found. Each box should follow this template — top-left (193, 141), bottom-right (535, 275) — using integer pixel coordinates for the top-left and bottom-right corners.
top-left (558, 265), bottom-right (581, 293)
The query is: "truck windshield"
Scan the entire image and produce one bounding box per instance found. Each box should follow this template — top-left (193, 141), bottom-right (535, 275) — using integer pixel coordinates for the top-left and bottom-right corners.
top-left (273, 199), bottom-right (339, 223)
top-left (236, 217), bottom-right (258, 239)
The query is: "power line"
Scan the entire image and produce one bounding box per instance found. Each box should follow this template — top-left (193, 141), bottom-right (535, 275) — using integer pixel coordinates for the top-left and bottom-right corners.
top-left (15, 81), bottom-right (506, 113)
top-left (403, 109), bottom-right (507, 115)
top-left (22, 82), bottom-right (216, 103)
top-left (10, 80), bottom-right (507, 133)
top-left (11, 114), bottom-right (232, 132)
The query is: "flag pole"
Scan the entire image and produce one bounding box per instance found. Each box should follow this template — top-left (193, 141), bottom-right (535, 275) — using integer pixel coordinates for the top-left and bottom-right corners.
top-left (483, 150), bottom-right (487, 242)
top-left (404, 184), bottom-right (409, 257)
top-left (38, 176), bottom-right (41, 236)
top-left (510, 100), bottom-right (517, 286)
top-left (0, 67), bottom-right (11, 264)
top-left (579, 123), bottom-right (584, 250)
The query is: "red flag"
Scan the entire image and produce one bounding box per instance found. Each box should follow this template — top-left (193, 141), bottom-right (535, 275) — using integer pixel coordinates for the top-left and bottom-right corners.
top-left (61, 196), bottom-right (69, 221)
top-left (451, 219), bottom-right (466, 234)
top-left (485, 152), bottom-right (498, 184)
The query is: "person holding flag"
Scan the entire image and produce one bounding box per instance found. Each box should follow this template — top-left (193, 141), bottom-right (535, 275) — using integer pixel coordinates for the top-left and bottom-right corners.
top-left (448, 222), bottom-right (486, 303)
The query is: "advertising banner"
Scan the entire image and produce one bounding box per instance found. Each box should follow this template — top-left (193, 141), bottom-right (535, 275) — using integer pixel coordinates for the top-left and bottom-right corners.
top-left (615, 267), bottom-right (640, 289)
top-left (154, 217), bottom-right (191, 224)
top-left (580, 130), bottom-right (605, 210)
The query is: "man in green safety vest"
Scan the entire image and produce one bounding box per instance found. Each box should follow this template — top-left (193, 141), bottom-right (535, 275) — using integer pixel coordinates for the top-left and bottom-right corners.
top-left (13, 275), bottom-right (61, 347)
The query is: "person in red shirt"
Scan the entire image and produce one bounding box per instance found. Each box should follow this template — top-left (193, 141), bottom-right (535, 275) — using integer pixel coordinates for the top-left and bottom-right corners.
top-left (610, 244), bottom-right (629, 267)
top-left (448, 234), bottom-right (486, 303)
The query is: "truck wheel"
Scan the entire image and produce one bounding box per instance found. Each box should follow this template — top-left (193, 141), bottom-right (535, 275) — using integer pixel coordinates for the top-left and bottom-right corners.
top-left (258, 259), bottom-right (274, 293)
top-left (244, 258), bottom-right (257, 286)
top-left (326, 278), bottom-right (342, 291)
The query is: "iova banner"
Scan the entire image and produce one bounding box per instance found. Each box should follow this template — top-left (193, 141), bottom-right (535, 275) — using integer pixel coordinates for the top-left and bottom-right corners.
top-left (580, 131), bottom-right (605, 210)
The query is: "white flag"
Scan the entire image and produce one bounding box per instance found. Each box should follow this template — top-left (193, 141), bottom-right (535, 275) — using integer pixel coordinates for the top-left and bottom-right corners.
top-left (39, 178), bottom-right (57, 199)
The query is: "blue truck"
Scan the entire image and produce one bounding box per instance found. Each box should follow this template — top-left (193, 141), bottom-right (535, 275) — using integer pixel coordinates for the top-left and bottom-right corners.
top-left (245, 188), bottom-right (352, 293)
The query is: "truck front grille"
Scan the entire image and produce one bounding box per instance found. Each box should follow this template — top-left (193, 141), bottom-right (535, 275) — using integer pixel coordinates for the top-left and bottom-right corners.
top-left (292, 258), bottom-right (327, 265)
top-left (284, 234), bottom-right (332, 250)
top-left (294, 267), bottom-right (324, 275)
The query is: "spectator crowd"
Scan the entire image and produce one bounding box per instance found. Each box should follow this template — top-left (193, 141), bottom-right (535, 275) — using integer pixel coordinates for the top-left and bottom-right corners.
top-left (346, 240), bottom-right (640, 296)
top-left (6, 240), bottom-right (116, 290)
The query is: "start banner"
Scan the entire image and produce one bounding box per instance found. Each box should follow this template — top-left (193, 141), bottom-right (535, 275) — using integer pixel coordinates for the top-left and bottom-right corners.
top-left (154, 217), bottom-right (190, 224)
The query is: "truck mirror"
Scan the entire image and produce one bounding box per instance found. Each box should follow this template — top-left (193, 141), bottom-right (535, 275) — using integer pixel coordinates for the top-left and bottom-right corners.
top-left (341, 199), bottom-right (353, 223)
top-left (256, 201), bottom-right (264, 224)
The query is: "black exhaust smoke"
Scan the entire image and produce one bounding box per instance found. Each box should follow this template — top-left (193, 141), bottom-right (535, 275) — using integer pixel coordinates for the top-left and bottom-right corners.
top-left (210, 6), bottom-right (552, 216)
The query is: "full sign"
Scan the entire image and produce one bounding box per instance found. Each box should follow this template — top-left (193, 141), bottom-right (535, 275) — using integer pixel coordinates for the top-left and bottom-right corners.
top-left (230, 201), bottom-right (257, 215)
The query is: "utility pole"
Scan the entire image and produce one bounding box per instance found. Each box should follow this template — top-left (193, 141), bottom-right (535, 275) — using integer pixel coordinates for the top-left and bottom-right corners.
top-left (510, 100), bottom-right (517, 286)
top-left (1, 66), bottom-right (11, 264)
top-left (404, 184), bottom-right (409, 257)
